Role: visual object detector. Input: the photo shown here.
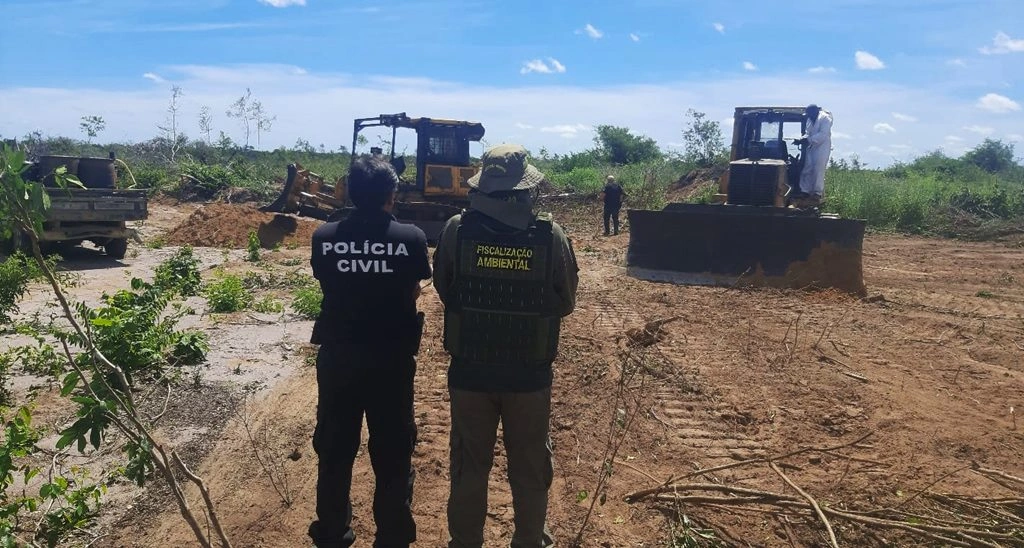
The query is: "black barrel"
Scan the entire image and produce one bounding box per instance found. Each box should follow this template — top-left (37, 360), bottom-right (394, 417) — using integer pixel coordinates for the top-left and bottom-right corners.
top-left (76, 157), bottom-right (117, 188)
top-left (36, 155), bottom-right (80, 187)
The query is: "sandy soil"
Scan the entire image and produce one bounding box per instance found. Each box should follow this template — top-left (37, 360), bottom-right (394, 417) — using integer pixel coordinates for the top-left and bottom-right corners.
top-left (3, 197), bottom-right (1022, 547)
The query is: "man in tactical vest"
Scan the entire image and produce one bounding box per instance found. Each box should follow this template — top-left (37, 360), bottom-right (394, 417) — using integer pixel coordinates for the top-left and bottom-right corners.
top-left (307, 157), bottom-right (431, 548)
top-left (433, 144), bottom-right (580, 547)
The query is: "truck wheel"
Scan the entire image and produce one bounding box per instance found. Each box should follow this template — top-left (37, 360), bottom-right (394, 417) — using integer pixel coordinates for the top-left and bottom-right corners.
top-left (105, 238), bottom-right (128, 259)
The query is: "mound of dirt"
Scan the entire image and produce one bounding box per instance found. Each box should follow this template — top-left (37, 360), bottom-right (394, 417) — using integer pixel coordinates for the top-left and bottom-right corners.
top-left (163, 203), bottom-right (322, 249)
top-left (672, 165), bottom-right (728, 190)
top-left (663, 166), bottom-right (728, 203)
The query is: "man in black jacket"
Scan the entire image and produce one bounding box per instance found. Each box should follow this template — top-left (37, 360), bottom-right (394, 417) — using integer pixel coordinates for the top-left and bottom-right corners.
top-left (600, 175), bottom-right (624, 236)
top-left (433, 144), bottom-right (579, 547)
top-left (307, 157), bottom-right (431, 548)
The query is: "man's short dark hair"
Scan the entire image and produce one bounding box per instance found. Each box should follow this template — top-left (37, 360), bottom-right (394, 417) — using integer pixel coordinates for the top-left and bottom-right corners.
top-left (348, 157), bottom-right (398, 210)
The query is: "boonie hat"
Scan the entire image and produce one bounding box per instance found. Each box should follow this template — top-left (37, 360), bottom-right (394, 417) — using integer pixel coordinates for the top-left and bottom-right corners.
top-left (467, 144), bottom-right (545, 193)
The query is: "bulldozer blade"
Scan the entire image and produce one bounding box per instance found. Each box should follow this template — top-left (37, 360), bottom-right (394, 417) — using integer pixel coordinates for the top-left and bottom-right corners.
top-left (393, 201), bottom-right (464, 245)
top-left (626, 203), bottom-right (867, 296)
top-left (260, 164), bottom-right (300, 214)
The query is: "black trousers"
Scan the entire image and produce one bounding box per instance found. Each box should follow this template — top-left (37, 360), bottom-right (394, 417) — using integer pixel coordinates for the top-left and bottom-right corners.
top-left (603, 205), bottom-right (621, 235)
top-left (309, 345), bottom-right (417, 548)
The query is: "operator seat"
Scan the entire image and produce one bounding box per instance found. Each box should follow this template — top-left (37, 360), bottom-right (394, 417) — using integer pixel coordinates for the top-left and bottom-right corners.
top-left (762, 139), bottom-right (788, 161)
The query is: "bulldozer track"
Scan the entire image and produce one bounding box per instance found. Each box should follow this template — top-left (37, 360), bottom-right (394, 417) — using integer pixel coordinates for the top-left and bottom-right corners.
top-left (652, 387), bottom-right (768, 461)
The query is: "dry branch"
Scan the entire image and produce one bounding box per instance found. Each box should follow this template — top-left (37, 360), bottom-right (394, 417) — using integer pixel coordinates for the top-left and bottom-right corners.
top-left (768, 462), bottom-right (839, 548)
top-left (625, 432), bottom-right (874, 499)
top-left (972, 464), bottom-right (1024, 489)
top-left (624, 435), bottom-right (1024, 547)
top-left (638, 486), bottom-right (1017, 548)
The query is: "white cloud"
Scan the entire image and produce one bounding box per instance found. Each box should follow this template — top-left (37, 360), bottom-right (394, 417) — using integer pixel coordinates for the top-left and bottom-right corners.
top-left (979, 31), bottom-right (1024, 55)
top-left (577, 23), bottom-right (603, 39)
top-left (963, 125), bottom-right (995, 135)
top-left (867, 146), bottom-right (885, 154)
top-left (520, 58), bottom-right (566, 75)
top-left (873, 123), bottom-right (896, 134)
top-left (629, 33), bottom-right (640, 42)
top-left (257, 0), bottom-right (305, 6)
top-left (713, 22), bottom-right (725, 34)
top-left (1007, 133), bottom-right (1023, 143)
top-left (892, 112), bottom-right (917, 122)
top-left (947, 58), bottom-right (967, 67)
top-left (808, 66), bottom-right (837, 74)
top-left (5, 64), bottom-right (1024, 168)
top-left (976, 93), bottom-right (1021, 113)
top-left (515, 122), bottom-right (533, 130)
top-left (142, 72), bottom-right (165, 84)
top-left (945, 135), bottom-right (963, 142)
top-left (540, 123), bottom-right (591, 139)
top-left (855, 51), bottom-right (885, 70)
top-left (832, 131), bottom-right (852, 140)
top-left (742, 61), bottom-right (757, 71)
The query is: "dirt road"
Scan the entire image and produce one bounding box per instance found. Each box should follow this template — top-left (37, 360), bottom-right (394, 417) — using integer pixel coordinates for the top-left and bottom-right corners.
top-left (5, 201), bottom-right (1023, 547)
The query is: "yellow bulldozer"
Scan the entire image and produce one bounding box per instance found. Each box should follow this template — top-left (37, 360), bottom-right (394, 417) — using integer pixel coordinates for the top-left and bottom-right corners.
top-left (261, 112), bottom-right (485, 242)
top-left (626, 106), bottom-right (868, 296)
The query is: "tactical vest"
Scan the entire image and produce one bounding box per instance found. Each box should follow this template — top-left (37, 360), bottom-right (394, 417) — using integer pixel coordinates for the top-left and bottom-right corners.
top-left (443, 212), bottom-right (561, 367)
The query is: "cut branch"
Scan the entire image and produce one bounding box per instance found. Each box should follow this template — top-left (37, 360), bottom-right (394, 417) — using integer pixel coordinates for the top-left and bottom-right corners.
top-left (769, 461), bottom-right (839, 548)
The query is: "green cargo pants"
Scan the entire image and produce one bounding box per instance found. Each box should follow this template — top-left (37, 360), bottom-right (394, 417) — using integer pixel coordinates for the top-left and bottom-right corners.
top-left (447, 387), bottom-right (555, 548)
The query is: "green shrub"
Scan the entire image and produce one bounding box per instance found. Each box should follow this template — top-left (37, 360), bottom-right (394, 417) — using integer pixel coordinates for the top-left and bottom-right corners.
top-left (168, 331), bottom-right (209, 367)
top-left (153, 245), bottom-right (202, 297)
top-left (548, 167), bottom-right (603, 194)
top-left (130, 164), bottom-right (169, 190)
top-left (0, 252), bottom-right (31, 326)
top-left (204, 272), bottom-right (253, 313)
top-left (81, 278), bottom-right (206, 377)
top-left (291, 284), bottom-right (322, 320)
top-left (0, 335), bottom-right (63, 377)
top-left (253, 295), bottom-right (284, 313)
top-left (246, 230), bottom-right (261, 262)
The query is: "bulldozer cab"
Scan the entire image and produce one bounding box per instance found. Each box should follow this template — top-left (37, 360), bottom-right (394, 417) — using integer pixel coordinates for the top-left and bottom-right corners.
top-left (352, 113), bottom-right (485, 200)
top-left (719, 107), bottom-right (808, 207)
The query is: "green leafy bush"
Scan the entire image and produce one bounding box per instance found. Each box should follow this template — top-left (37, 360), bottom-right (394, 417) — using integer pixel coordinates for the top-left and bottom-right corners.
top-left (41, 277), bottom-right (208, 386)
top-left (0, 252), bottom-right (31, 326)
top-left (168, 331), bottom-right (209, 367)
top-left (1, 406), bottom-right (106, 547)
top-left (204, 272), bottom-right (253, 313)
top-left (153, 245), bottom-right (202, 297)
top-left (246, 230), bottom-right (261, 262)
top-left (548, 167), bottom-right (603, 194)
top-left (253, 295), bottom-right (284, 313)
top-left (291, 283), bottom-right (322, 320)
top-left (129, 164), bottom-right (169, 190)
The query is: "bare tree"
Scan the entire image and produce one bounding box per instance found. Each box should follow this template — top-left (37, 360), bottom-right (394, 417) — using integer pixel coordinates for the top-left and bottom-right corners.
top-left (249, 101), bottom-right (275, 149)
top-left (79, 115), bottom-right (106, 144)
top-left (157, 86), bottom-right (185, 162)
top-left (227, 88), bottom-right (253, 148)
top-left (198, 106), bottom-right (214, 145)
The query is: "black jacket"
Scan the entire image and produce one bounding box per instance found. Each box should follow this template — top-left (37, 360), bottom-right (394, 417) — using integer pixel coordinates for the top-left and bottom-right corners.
top-left (310, 209), bottom-right (431, 357)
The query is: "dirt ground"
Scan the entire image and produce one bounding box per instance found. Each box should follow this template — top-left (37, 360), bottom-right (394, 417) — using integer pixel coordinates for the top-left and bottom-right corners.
top-left (3, 196), bottom-right (1023, 547)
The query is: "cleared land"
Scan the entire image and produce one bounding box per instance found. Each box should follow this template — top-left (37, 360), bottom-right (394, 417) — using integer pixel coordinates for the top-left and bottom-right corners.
top-left (3, 195), bottom-right (1023, 547)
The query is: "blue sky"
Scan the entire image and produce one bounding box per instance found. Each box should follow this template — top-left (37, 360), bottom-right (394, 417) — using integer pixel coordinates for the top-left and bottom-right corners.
top-left (1, 0), bottom-right (1022, 166)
